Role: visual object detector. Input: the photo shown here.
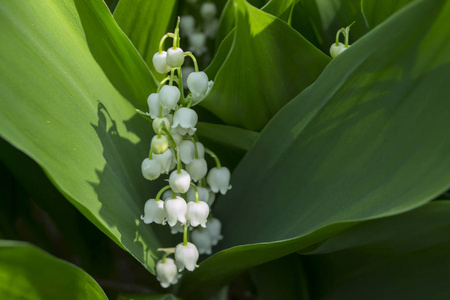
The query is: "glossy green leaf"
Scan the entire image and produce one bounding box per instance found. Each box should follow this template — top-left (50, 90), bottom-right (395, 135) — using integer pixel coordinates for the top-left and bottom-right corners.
top-left (197, 122), bottom-right (259, 151)
top-left (180, 0), bottom-right (450, 297)
top-left (305, 202), bottom-right (450, 299)
top-left (291, 0), bottom-right (369, 53)
top-left (114, 0), bottom-right (177, 81)
top-left (361, 0), bottom-right (414, 29)
top-left (0, 0), bottom-right (165, 274)
top-left (0, 240), bottom-right (107, 299)
top-left (200, 0), bottom-right (330, 130)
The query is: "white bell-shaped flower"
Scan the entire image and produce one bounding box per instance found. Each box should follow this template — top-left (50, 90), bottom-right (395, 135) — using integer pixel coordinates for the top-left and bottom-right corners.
top-left (189, 33), bottom-right (207, 56)
top-left (191, 228), bottom-right (213, 255)
top-left (170, 221), bottom-right (185, 234)
top-left (166, 47), bottom-right (185, 68)
top-left (153, 149), bottom-right (173, 174)
top-left (141, 158), bottom-right (162, 180)
top-left (164, 196), bottom-right (187, 226)
top-left (179, 140), bottom-right (195, 164)
top-left (175, 242), bottom-right (199, 271)
top-left (192, 80), bottom-right (214, 101)
top-left (207, 167), bottom-right (232, 195)
top-left (169, 169), bottom-right (191, 193)
top-left (148, 93), bottom-right (170, 119)
top-left (204, 18), bottom-right (219, 39)
top-left (152, 51), bottom-right (172, 74)
top-left (208, 189), bottom-right (216, 206)
top-left (206, 218), bottom-right (223, 246)
top-left (200, 2), bottom-right (217, 21)
top-left (156, 258), bottom-right (179, 288)
top-left (187, 186), bottom-right (210, 203)
top-left (186, 201), bottom-right (209, 228)
top-left (180, 15), bottom-right (195, 37)
top-left (187, 72), bottom-right (208, 99)
top-left (196, 142), bottom-right (205, 158)
top-left (172, 107), bottom-right (198, 136)
top-left (151, 135), bottom-right (169, 154)
top-left (153, 117), bottom-right (171, 133)
top-left (159, 85), bottom-right (180, 110)
top-left (141, 199), bottom-right (166, 225)
top-left (330, 42), bottom-right (349, 58)
top-left (186, 158), bottom-right (207, 182)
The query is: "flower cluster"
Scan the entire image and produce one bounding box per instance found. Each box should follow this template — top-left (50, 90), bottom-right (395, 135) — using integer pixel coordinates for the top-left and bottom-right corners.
top-left (139, 19), bottom-right (230, 289)
top-left (329, 22), bottom-right (354, 58)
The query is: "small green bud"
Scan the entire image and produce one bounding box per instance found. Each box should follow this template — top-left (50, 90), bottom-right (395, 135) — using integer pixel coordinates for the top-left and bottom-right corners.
top-left (151, 135), bottom-right (169, 154)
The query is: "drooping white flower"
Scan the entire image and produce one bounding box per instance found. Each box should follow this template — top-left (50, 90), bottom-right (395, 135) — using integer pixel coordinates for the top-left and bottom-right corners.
top-left (166, 47), bottom-right (185, 68)
top-left (204, 18), bottom-right (219, 39)
top-left (141, 158), bottom-right (162, 180)
top-left (206, 218), bottom-right (223, 246)
top-left (151, 135), bottom-right (169, 154)
top-left (192, 80), bottom-right (214, 101)
top-left (170, 221), bottom-right (185, 234)
top-left (208, 189), bottom-right (216, 206)
top-left (148, 93), bottom-right (170, 119)
top-left (186, 201), bottom-right (209, 228)
top-left (186, 158), bottom-right (207, 182)
top-left (200, 2), bottom-right (217, 21)
top-left (175, 242), bottom-right (199, 271)
top-left (187, 186), bottom-right (210, 203)
top-left (152, 51), bottom-right (172, 74)
top-left (187, 72), bottom-right (208, 99)
top-left (152, 117), bottom-right (171, 133)
top-left (191, 228), bottom-right (213, 255)
top-left (330, 42), bottom-right (349, 58)
top-left (189, 33), bottom-right (207, 56)
top-left (207, 167), bottom-right (232, 195)
top-left (164, 196), bottom-right (187, 226)
top-left (153, 149), bottom-right (173, 174)
top-left (172, 107), bottom-right (198, 136)
top-left (159, 85), bottom-right (180, 110)
top-left (180, 15), bottom-right (195, 37)
top-left (156, 258), bottom-right (179, 288)
top-left (169, 169), bottom-right (191, 193)
top-left (179, 140), bottom-right (195, 164)
top-left (141, 199), bottom-right (166, 224)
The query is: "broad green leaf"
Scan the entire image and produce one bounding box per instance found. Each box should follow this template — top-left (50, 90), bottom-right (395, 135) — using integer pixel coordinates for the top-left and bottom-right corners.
top-left (197, 122), bottom-right (258, 151)
top-left (305, 202), bottom-right (450, 299)
top-left (200, 0), bottom-right (330, 131)
top-left (114, 0), bottom-right (178, 81)
top-left (361, 0), bottom-right (414, 29)
top-left (291, 0), bottom-right (369, 53)
top-left (0, 0), bottom-right (167, 274)
top-left (0, 240), bottom-right (107, 299)
top-left (180, 0), bottom-right (450, 297)
top-left (251, 254), bottom-right (310, 300)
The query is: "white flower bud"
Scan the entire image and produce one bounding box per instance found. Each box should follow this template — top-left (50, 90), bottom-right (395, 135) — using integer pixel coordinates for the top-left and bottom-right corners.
top-left (172, 107), bottom-right (198, 136)
top-left (187, 201), bottom-right (209, 228)
top-left (166, 47), bottom-right (185, 68)
top-left (196, 142), bottom-right (205, 158)
top-left (191, 229), bottom-right (213, 255)
top-left (159, 85), bottom-right (180, 110)
top-left (200, 2), bottom-right (217, 21)
top-left (208, 189), bottom-right (216, 206)
top-left (151, 135), bottom-right (169, 154)
top-left (152, 51), bottom-right (172, 74)
top-left (204, 18), bottom-right (219, 39)
top-left (170, 221), bottom-right (185, 234)
top-left (187, 72), bottom-right (209, 98)
top-left (189, 33), bottom-right (207, 56)
top-left (153, 149), bottom-right (173, 174)
top-left (141, 199), bottom-right (166, 224)
top-left (207, 167), bottom-right (232, 195)
top-left (330, 42), bottom-right (349, 58)
top-left (206, 218), bottom-right (223, 246)
top-left (152, 117), bottom-right (171, 133)
top-left (156, 258), bottom-right (179, 288)
top-left (180, 15), bottom-right (195, 37)
top-left (187, 186), bottom-right (210, 203)
top-left (164, 196), bottom-right (187, 226)
top-left (186, 158), bottom-right (207, 182)
top-left (179, 140), bottom-right (195, 164)
top-left (169, 169), bottom-right (191, 193)
top-left (175, 242), bottom-right (199, 271)
top-left (148, 93), bottom-right (170, 119)
top-left (141, 158), bottom-right (162, 180)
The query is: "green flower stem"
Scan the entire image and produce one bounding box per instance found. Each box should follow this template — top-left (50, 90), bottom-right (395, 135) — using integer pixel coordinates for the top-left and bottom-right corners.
top-left (162, 128), bottom-right (177, 148)
top-left (157, 76), bottom-right (171, 92)
top-left (155, 185), bottom-right (172, 201)
top-left (335, 28), bottom-right (346, 46)
top-left (148, 148), bottom-right (153, 159)
top-left (169, 68), bottom-right (175, 86)
top-left (159, 33), bottom-right (175, 53)
top-left (177, 67), bottom-right (186, 105)
top-left (190, 183), bottom-right (199, 203)
top-left (176, 147), bottom-right (182, 173)
top-left (184, 52), bottom-right (199, 72)
top-left (183, 223), bottom-right (188, 246)
top-left (173, 17), bottom-right (180, 49)
top-left (344, 21), bottom-right (355, 47)
top-left (158, 106), bottom-right (162, 118)
top-left (189, 136), bottom-right (199, 159)
top-left (205, 148), bottom-right (221, 169)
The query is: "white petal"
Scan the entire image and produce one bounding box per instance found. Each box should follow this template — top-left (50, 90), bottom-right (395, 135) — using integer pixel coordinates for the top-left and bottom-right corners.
top-left (166, 47), bottom-right (185, 68)
top-left (169, 170), bottom-right (191, 193)
top-left (152, 51), bottom-right (172, 74)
